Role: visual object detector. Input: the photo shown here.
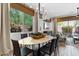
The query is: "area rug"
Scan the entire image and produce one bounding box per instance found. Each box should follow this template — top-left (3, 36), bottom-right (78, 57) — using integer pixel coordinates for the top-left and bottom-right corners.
top-left (59, 42), bottom-right (66, 47)
top-left (74, 44), bottom-right (79, 48)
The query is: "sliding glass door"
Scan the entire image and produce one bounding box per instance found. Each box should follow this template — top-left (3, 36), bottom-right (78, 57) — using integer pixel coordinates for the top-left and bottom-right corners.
top-left (57, 20), bottom-right (79, 35)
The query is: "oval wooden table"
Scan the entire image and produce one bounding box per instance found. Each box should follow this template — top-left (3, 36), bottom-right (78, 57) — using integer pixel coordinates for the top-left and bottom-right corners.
top-left (18, 35), bottom-right (57, 56)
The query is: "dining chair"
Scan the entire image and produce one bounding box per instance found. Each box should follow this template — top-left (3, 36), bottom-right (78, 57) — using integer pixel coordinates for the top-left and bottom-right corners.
top-left (39, 39), bottom-right (55, 56)
top-left (11, 40), bottom-right (33, 56)
top-left (43, 31), bottom-right (48, 34)
top-left (54, 34), bottom-right (59, 56)
top-left (58, 33), bottom-right (66, 43)
top-left (29, 33), bottom-right (34, 37)
top-left (21, 33), bottom-right (28, 39)
top-left (38, 34), bottom-right (59, 56)
top-left (47, 31), bottom-right (53, 35)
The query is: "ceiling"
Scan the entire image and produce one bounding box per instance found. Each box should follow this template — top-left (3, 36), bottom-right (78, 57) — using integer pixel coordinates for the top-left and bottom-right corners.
top-left (26, 3), bottom-right (79, 18)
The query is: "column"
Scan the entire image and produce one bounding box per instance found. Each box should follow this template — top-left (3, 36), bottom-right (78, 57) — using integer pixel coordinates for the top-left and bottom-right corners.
top-left (0, 3), bottom-right (13, 55)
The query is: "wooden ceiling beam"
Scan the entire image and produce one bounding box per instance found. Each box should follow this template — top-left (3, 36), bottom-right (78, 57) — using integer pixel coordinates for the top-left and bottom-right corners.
top-left (57, 16), bottom-right (79, 22)
top-left (10, 3), bottom-right (34, 16)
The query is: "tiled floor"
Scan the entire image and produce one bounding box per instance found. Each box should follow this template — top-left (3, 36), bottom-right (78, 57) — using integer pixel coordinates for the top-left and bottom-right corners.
top-left (58, 37), bottom-right (79, 56)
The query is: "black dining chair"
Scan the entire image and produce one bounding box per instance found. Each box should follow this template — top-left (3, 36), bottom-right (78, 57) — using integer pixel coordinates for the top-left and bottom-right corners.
top-left (54, 34), bottom-right (59, 56)
top-left (43, 31), bottom-right (48, 34)
top-left (38, 39), bottom-right (55, 56)
top-left (21, 33), bottom-right (28, 39)
top-left (38, 33), bottom-right (59, 56)
top-left (29, 33), bottom-right (34, 37)
top-left (47, 31), bottom-right (52, 35)
top-left (11, 40), bottom-right (33, 56)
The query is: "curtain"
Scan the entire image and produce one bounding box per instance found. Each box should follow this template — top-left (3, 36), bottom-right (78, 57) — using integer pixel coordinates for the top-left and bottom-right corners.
top-left (0, 3), bottom-right (13, 55)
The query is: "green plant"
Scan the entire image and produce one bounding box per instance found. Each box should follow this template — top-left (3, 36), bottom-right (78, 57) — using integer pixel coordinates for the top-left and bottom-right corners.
top-left (62, 26), bottom-right (72, 33)
top-left (10, 8), bottom-right (33, 32)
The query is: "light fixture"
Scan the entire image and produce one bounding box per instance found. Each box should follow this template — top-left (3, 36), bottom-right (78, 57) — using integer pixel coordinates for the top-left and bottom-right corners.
top-left (76, 7), bottom-right (79, 20)
top-left (77, 7), bottom-right (79, 16)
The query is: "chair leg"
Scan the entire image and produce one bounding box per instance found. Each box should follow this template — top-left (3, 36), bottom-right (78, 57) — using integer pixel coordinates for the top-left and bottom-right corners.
top-left (53, 46), bottom-right (56, 56)
top-left (49, 53), bottom-right (51, 56)
top-left (57, 46), bottom-right (59, 56)
top-left (54, 46), bottom-right (59, 56)
top-left (74, 39), bottom-right (75, 44)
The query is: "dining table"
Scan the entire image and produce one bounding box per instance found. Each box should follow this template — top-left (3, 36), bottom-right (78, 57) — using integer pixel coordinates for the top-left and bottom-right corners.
top-left (18, 35), bottom-right (57, 56)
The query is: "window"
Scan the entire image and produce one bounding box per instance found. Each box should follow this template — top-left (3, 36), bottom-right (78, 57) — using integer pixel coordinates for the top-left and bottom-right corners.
top-left (10, 8), bottom-right (33, 32)
top-left (57, 20), bottom-right (79, 33)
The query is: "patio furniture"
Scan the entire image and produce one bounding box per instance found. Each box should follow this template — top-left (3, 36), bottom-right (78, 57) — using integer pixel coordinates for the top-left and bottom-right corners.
top-left (21, 33), bottom-right (28, 39)
top-left (73, 33), bottom-right (79, 44)
top-left (54, 34), bottom-right (59, 55)
top-left (58, 33), bottom-right (66, 43)
top-left (39, 39), bottom-right (55, 56)
top-left (11, 40), bottom-right (33, 56)
top-left (43, 31), bottom-right (48, 34)
top-left (18, 35), bottom-right (57, 56)
top-left (29, 33), bottom-right (34, 37)
top-left (47, 31), bottom-right (52, 35)
top-left (39, 34), bottom-right (58, 56)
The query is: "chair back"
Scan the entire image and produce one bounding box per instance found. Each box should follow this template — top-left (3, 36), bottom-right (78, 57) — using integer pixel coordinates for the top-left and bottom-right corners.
top-left (55, 34), bottom-right (59, 48)
top-left (11, 40), bottom-right (21, 56)
top-left (49, 39), bottom-right (55, 52)
top-left (43, 31), bottom-right (48, 34)
top-left (48, 31), bottom-right (52, 35)
top-left (29, 33), bottom-right (34, 37)
top-left (21, 33), bottom-right (27, 39)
